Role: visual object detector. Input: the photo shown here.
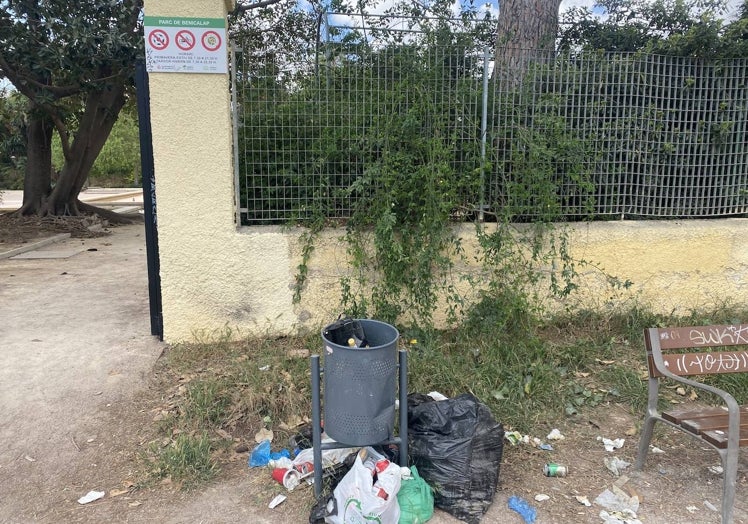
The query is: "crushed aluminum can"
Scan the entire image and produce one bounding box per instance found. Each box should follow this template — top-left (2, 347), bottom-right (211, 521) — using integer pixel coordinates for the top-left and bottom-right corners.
top-left (294, 461), bottom-right (314, 475)
top-left (544, 463), bottom-right (568, 477)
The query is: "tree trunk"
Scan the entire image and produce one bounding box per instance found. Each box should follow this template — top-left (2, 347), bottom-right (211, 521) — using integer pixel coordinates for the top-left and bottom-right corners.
top-left (493, 0), bottom-right (563, 84)
top-left (46, 79), bottom-right (128, 216)
top-left (18, 111), bottom-right (53, 216)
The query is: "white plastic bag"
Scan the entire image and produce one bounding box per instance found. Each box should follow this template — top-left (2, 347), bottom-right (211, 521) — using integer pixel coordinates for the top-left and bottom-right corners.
top-left (326, 448), bottom-right (401, 524)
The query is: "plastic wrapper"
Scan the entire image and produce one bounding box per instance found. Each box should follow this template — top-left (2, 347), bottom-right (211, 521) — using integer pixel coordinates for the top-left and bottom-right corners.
top-left (407, 393), bottom-right (504, 523)
top-left (249, 439), bottom-right (271, 467)
top-left (325, 448), bottom-right (401, 524)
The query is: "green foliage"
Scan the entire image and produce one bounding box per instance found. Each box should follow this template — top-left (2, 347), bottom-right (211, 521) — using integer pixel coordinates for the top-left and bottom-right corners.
top-left (0, 1), bottom-right (143, 209)
top-left (341, 76), bottom-right (479, 325)
top-left (0, 90), bottom-right (26, 189)
top-left (0, 1), bottom-right (143, 88)
top-left (559, 0), bottom-right (748, 57)
top-left (238, 7), bottom-right (746, 329)
top-left (51, 106), bottom-right (141, 187)
top-left (237, 12), bottom-right (601, 327)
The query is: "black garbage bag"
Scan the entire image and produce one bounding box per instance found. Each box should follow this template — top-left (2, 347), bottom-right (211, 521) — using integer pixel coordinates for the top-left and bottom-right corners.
top-left (407, 393), bottom-right (504, 524)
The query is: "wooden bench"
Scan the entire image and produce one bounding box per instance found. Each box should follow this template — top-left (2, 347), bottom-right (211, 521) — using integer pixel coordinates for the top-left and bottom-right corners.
top-left (635, 324), bottom-right (748, 524)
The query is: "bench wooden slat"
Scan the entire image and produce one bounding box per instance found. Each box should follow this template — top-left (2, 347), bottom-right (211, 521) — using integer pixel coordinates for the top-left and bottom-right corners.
top-left (648, 351), bottom-right (748, 377)
top-left (662, 406), bottom-right (748, 426)
top-left (680, 413), bottom-right (748, 434)
top-left (654, 325), bottom-right (748, 350)
top-left (701, 427), bottom-right (748, 449)
top-left (662, 405), bottom-right (730, 424)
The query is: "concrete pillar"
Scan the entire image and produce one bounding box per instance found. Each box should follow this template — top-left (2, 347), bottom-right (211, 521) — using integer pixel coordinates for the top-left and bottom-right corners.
top-left (143, 0), bottom-right (297, 341)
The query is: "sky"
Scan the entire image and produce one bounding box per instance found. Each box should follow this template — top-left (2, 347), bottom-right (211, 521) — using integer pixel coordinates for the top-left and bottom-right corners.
top-left (323, 0), bottom-right (744, 27)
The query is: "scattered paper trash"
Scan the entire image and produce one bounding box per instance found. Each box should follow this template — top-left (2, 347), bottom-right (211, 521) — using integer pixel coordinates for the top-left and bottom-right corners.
top-left (539, 443), bottom-right (554, 451)
top-left (259, 365), bottom-right (270, 372)
top-left (427, 391), bottom-right (448, 401)
top-left (547, 428), bottom-right (565, 440)
top-left (505, 431), bottom-right (523, 446)
top-left (686, 505), bottom-right (698, 513)
top-left (535, 494), bottom-right (550, 502)
top-left (24, 455), bottom-right (36, 462)
top-left (292, 439), bottom-right (358, 471)
top-left (269, 456), bottom-right (293, 469)
top-left (704, 500), bottom-right (719, 512)
top-left (599, 509), bottom-right (642, 524)
top-left (708, 465), bottom-right (724, 474)
top-left (255, 427), bottom-right (274, 443)
top-left (576, 495), bottom-right (592, 506)
top-left (77, 490), bottom-right (105, 505)
top-left (268, 494), bottom-right (287, 509)
top-left (598, 436), bottom-right (625, 452)
top-left (508, 495), bottom-right (537, 523)
top-left (594, 486), bottom-right (639, 516)
top-left (650, 446), bottom-right (665, 454)
top-left (604, 456), bottom-right (631, 477)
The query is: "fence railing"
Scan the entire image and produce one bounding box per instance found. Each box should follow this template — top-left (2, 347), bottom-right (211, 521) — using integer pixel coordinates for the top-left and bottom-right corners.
top-left (234, 16), bottom-right (748, 225)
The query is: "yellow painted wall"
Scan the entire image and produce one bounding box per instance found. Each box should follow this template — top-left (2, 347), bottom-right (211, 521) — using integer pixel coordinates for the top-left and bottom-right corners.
top-left (145, 0), bottom-right (296, 340)
top-left (145, 0), bottom-right (748, 342)
top-left (563, 219), bottom-right (748, 315)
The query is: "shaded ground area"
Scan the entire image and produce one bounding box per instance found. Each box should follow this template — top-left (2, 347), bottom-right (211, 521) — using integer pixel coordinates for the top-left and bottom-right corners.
top-left (0, 214), bottom-right (107, 252)
top-left (0, 219), bottom-right (746, 523)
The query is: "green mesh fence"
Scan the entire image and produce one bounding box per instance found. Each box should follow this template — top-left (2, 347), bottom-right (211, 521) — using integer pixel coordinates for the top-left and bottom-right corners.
top-left (234, 15), bottom-right (748, 225)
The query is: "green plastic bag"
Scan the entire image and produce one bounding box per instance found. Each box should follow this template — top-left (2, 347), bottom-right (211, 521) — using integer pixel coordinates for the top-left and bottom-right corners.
top-left (397, 465), bottom-right (434, 524)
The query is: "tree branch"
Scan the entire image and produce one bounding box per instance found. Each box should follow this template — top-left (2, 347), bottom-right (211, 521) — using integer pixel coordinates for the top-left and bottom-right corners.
top-left (49, 110), bottom-right (73, 162)
top-left (234, 0), bottom-right (284, 15)
top-left (0, 52), bottom-right (81, 98)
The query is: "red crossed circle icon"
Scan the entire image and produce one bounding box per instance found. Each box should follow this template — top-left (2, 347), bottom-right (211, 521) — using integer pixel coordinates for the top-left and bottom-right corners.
top-left (175, 30), bottom-right (196, 51)
top-left (201, 31), bottom-right (222, 52)
top-left (148, 29), bottom-right (169, 51)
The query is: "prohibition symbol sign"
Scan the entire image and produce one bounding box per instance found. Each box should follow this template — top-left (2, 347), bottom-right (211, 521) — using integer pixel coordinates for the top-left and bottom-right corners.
top-left (148, 29), bottom-right (169, 51)
top-left (175, 30), bottom-right (196, 51)
top-left (202, 31), bottom-right (222, 52)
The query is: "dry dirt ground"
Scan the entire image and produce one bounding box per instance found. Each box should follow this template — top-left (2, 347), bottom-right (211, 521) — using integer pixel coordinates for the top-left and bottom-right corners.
top-left (1, 214), bottom-right (746, 524)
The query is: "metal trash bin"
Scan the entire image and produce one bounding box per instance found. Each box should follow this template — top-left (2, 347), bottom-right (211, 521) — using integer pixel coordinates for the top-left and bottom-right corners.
top-left (321, 319), bottom-right (399, 446)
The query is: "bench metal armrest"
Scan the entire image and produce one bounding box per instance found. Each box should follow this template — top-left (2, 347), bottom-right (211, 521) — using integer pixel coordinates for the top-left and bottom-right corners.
top-left (653, 361), bottom-right (741, 443)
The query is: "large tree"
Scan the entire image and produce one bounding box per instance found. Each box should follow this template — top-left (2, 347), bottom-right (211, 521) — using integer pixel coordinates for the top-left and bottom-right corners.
top-left (0, 0), bottom-right (143, 217)
top-left (0, 0), bottom-right (282, 218)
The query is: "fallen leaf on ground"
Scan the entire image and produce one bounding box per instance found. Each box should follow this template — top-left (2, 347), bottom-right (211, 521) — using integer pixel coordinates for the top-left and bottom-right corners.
top-left (255, 427), bottom-right (273, 443)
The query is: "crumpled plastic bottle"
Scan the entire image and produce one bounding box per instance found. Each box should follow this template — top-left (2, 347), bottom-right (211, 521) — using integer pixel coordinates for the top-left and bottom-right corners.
top-left (508, 495), bottom-right (537, 524)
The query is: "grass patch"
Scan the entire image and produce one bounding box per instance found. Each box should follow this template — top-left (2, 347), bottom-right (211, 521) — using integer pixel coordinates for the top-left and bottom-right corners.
top-left (142, 329), bottom-right (316, 488)
top-left (147, 432), bottom-right (221, 488)
top-left (141, 303), bottom-right (748, 489)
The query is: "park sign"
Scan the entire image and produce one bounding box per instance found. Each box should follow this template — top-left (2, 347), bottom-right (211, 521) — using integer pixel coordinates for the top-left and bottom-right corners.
top-left (144, 16), bottom-right (227, 74)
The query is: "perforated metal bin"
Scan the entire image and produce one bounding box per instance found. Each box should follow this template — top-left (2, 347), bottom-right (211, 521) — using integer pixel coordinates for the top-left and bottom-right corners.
top-left (321, 319), bottom-right (399, 446)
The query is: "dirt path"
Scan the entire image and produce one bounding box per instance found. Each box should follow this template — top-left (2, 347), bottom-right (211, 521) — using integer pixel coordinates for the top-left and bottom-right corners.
top-left (0, 223), bottom-right (745, 523)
